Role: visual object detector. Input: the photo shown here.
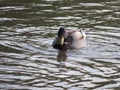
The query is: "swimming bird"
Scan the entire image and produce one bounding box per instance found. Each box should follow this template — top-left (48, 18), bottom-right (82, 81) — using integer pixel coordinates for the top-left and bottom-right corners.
top-left (52, 27), bottom-right (86, 50)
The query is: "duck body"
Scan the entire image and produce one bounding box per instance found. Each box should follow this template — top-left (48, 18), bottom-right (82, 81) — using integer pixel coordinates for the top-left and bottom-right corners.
top-left (52, 28), bottom-right (86, 50)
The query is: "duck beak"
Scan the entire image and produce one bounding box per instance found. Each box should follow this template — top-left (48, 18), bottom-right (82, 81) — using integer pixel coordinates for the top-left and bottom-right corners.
top-left (60, 36), bottom-right (64, 45)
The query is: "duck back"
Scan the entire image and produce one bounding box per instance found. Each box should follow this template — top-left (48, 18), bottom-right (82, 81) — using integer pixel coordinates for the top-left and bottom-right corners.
top-left (71, 32), bottom-right (86, 49)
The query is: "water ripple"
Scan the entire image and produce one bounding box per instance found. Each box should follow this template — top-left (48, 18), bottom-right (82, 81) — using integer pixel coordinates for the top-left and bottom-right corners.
top-left (0, 0), bottom-right (120, 90)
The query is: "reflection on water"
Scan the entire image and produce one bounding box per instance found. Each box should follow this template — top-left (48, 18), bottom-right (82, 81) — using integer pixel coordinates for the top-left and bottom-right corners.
top-left (0, 0), bottom-right (120, 90)
top-left (57, 50), bottom-right (67, 71)
top-left (57, 50), bottom-right (67, 62)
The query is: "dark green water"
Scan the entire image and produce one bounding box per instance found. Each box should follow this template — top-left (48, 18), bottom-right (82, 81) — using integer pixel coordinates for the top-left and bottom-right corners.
top-left (0, 0), bottom-right (120, 90)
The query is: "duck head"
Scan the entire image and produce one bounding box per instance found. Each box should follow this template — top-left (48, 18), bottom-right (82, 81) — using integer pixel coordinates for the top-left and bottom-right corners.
top-left (58, 28), bottom-right (68, 45)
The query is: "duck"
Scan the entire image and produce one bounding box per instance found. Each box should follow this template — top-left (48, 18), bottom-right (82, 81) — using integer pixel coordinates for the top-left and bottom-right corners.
top-left (52, 27), bottom-right (86, 50)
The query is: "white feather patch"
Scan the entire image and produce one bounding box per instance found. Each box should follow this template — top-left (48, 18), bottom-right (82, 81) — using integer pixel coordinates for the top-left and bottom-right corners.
top-left (71, 31), bottom-right (86, 49)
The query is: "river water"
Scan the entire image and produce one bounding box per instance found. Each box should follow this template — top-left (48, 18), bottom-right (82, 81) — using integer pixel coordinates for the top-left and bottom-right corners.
top-left (0, 0), bottom-right (120, 90)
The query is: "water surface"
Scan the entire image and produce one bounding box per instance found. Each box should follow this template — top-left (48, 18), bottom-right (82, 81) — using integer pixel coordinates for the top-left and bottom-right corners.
top-left (0, 0), bottom-right (120, 90)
